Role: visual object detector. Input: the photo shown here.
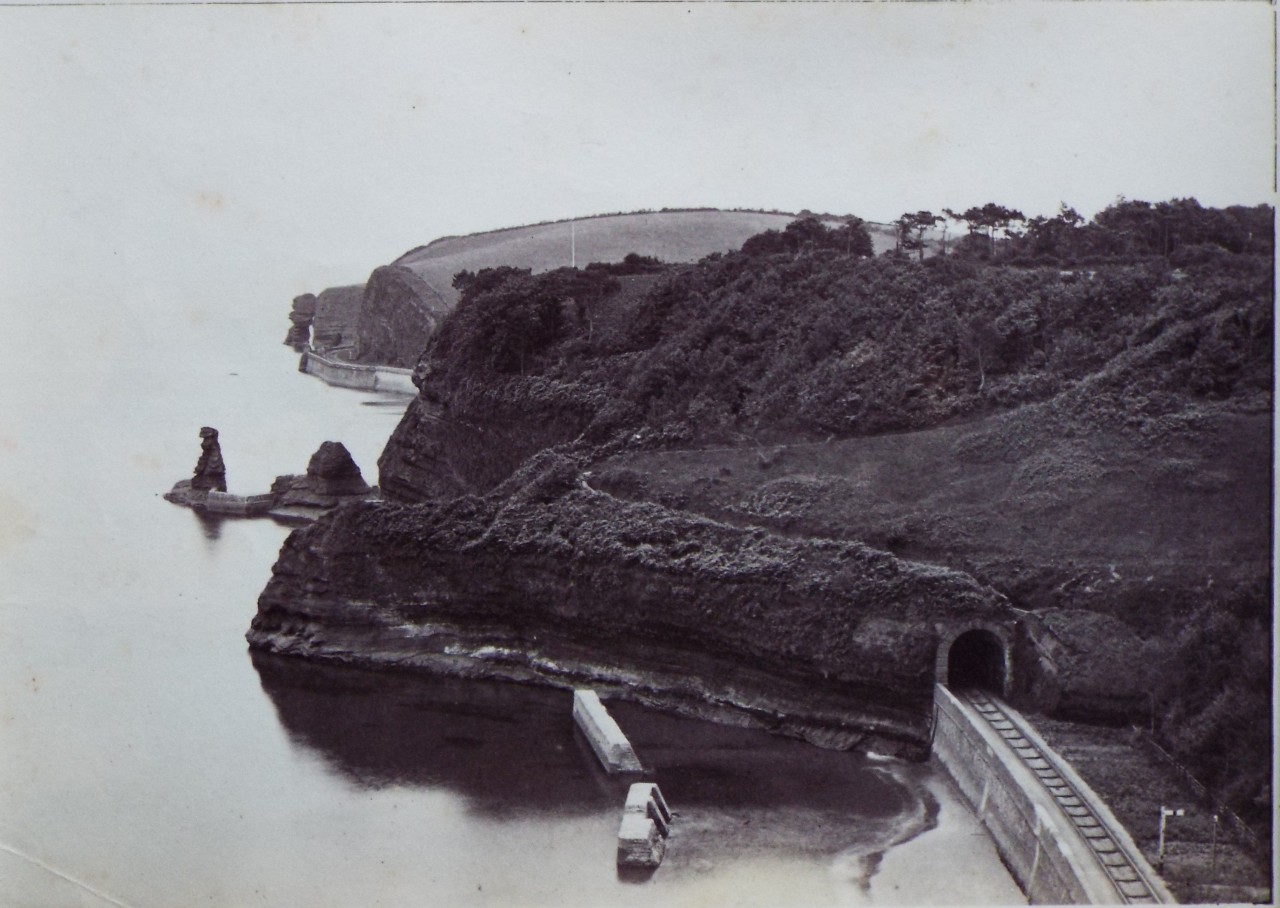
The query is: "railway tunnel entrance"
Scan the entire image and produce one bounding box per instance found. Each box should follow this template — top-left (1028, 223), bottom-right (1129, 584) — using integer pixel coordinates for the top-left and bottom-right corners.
top-left (945, 629), bottom-right (1007, 694)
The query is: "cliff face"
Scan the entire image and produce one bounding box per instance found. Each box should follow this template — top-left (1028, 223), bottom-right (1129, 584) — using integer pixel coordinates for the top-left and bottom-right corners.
top-left (355, 265), bottom-right (452, 368)
top-left (311, 284), bottom-right (365, 351)
top-left (377, 375), bottom-right (601, 502)
top-left (250, 454), bottom-right (1013, 757)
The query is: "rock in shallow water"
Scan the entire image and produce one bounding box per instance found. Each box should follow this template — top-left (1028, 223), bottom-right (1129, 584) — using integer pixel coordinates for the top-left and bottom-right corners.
top-left (285, 293), bottom-right (317, 350)
top-left (270, 441), bottom-right (373, 509)
top-left (191, 426), bottom-right (227, 492)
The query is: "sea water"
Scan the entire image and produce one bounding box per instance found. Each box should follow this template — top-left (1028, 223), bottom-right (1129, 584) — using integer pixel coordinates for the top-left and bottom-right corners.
top-left (0, 302), bottom-right (1022, 907)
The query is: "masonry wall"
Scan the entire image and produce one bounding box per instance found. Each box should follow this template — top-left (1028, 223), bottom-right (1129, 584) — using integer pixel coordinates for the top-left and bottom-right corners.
top-left (300, 349), bottom-right (416, 395)
top-left (932, 686), bottom-right (1118, 905)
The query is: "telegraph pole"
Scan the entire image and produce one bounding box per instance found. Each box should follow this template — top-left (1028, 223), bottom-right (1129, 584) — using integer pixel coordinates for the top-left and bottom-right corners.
top-left (1210, 814), bottom-right (1220, 880)
top-left (571, 222), bottom-right (576, 269)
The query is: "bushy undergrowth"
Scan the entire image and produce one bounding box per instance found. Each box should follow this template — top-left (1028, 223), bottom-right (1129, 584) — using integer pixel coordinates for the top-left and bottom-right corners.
top-left (1154, 583), bottom-right (1273, 831)
top-left (420, 209), bottom-right (1272, 449)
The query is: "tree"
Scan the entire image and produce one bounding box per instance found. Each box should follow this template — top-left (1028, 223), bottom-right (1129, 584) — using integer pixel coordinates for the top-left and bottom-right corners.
top-left (944, 203), bottom-right (1026, 258)
top-left (482, 277), bottom-right (566, 374)
top-left (440, 268), bottom-right (566, 374)
top-left (894, 210), bottom-right (944, 261)
top-left (833, 216), bottom-right (875, 257)
top-left (452, 265), bottom-right (532, 297)
top-left (1025, 203), bottom-right (1084, 258)
top-left (742, 216), bottom-right (873, 258)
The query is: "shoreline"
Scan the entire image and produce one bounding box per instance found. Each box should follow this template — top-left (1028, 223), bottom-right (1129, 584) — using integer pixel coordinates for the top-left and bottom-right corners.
top-left (246, 623), bottom-right (933, 759)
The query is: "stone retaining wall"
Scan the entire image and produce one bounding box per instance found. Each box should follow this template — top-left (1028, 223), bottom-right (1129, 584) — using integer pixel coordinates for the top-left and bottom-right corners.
top-left (300, 349), bottom-right (416, 395)
top-left (932, 685), bottom-right (1166, 904)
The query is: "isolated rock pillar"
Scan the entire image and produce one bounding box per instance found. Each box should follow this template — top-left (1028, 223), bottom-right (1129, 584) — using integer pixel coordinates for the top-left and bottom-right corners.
top-left (192, 426), bottom-right (227, 493)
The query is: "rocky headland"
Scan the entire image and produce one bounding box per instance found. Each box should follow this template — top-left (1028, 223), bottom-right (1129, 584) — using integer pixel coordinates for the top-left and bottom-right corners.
top-left (252, 204), bottom-right (1273, 835)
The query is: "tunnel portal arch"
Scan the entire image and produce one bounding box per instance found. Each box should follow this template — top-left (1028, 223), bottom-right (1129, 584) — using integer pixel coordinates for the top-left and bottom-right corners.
top-left (936, 624), bottom-right (1012, 697)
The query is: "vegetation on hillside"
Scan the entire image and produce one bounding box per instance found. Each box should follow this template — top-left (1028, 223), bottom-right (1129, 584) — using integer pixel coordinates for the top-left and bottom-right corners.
top-left (414, 199), bottom-right (1273, 831)
top-left (424, 204), bottom-right (1271, 445)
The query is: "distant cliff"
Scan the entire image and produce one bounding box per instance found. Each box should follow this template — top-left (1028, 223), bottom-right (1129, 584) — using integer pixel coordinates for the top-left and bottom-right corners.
top-left (355, 266), bottom-right (451, 367)
top-left (289, 209), bottom-right (903, 367)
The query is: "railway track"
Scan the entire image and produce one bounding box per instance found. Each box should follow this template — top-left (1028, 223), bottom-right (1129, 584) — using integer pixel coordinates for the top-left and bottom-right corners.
top-left (956, 689), bottom-right (1165, 904)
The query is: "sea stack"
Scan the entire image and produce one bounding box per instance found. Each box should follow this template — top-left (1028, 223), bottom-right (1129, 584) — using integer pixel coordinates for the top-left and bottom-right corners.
top-left (191, 426), bottom-right (228, 492)
top-left (164, 426), bottom-right (230, 507)
top-left (285, 293), bottom-right (317, 350)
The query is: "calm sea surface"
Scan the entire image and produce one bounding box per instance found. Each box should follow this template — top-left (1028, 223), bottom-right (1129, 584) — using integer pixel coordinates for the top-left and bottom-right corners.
top-left (0, 306), bottom-right (1022, 907)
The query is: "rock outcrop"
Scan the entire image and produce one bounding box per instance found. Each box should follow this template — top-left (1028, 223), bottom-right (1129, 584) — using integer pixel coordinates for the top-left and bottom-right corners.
top-left (310, 285), bottom-right (365, 352)
top-left (284, 293), bottom-right (317, 350)
top-left (271, 441), bottom-right (373, 510)
top-left (192, 426), bottom-right (227, 491)
top-left (249, 453), bottom-right (1015, 759)
top-left (377, 377), bottom-right (599, 503)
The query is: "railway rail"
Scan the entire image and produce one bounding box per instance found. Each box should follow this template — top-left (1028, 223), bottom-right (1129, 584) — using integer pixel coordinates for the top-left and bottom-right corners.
top-left (955, 688), bottom-right (1165, 904)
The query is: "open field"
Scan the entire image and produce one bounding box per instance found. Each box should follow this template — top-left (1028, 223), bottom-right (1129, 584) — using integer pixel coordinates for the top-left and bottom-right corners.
top-left (392, 210), bottom-right (899, 308)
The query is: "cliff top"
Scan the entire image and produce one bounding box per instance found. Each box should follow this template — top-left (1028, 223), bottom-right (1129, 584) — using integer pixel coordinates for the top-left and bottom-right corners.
top-left (388, 209), bottom-right (902, 310)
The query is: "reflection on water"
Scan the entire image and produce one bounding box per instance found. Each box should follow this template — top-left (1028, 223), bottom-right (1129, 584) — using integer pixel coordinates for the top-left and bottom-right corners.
top-left (252, 650), bottom-right (937, 881)
top-left (252, 652), bottom-right (615, 816)
top-left (193, 509), bottom-right (225, 540)
top-left (612, 700), bottom-right (911, 815)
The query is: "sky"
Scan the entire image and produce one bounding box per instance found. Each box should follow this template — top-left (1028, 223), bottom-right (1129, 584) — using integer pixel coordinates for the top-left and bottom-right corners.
top-left (0, 1), bottom-right (1274, 314)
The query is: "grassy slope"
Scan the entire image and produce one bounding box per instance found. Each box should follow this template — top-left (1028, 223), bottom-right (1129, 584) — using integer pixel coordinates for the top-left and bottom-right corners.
top-left (594, 405), bottom-right (1270, 603)
top-left (392, 210), bottom-right (901, 309)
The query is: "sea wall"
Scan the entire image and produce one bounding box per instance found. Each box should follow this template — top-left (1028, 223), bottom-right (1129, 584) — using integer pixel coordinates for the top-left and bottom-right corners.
top-left (932, 685), bottom-right (1168, 904)
top-left (204, 491), bottom-right (274, 516)
top-left (300, 348), bottom-right (416, 394)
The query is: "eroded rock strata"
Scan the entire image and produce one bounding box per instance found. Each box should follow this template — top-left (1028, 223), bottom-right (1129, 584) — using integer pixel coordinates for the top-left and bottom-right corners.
top-left (250, 453), bottom-right (1013, 758)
